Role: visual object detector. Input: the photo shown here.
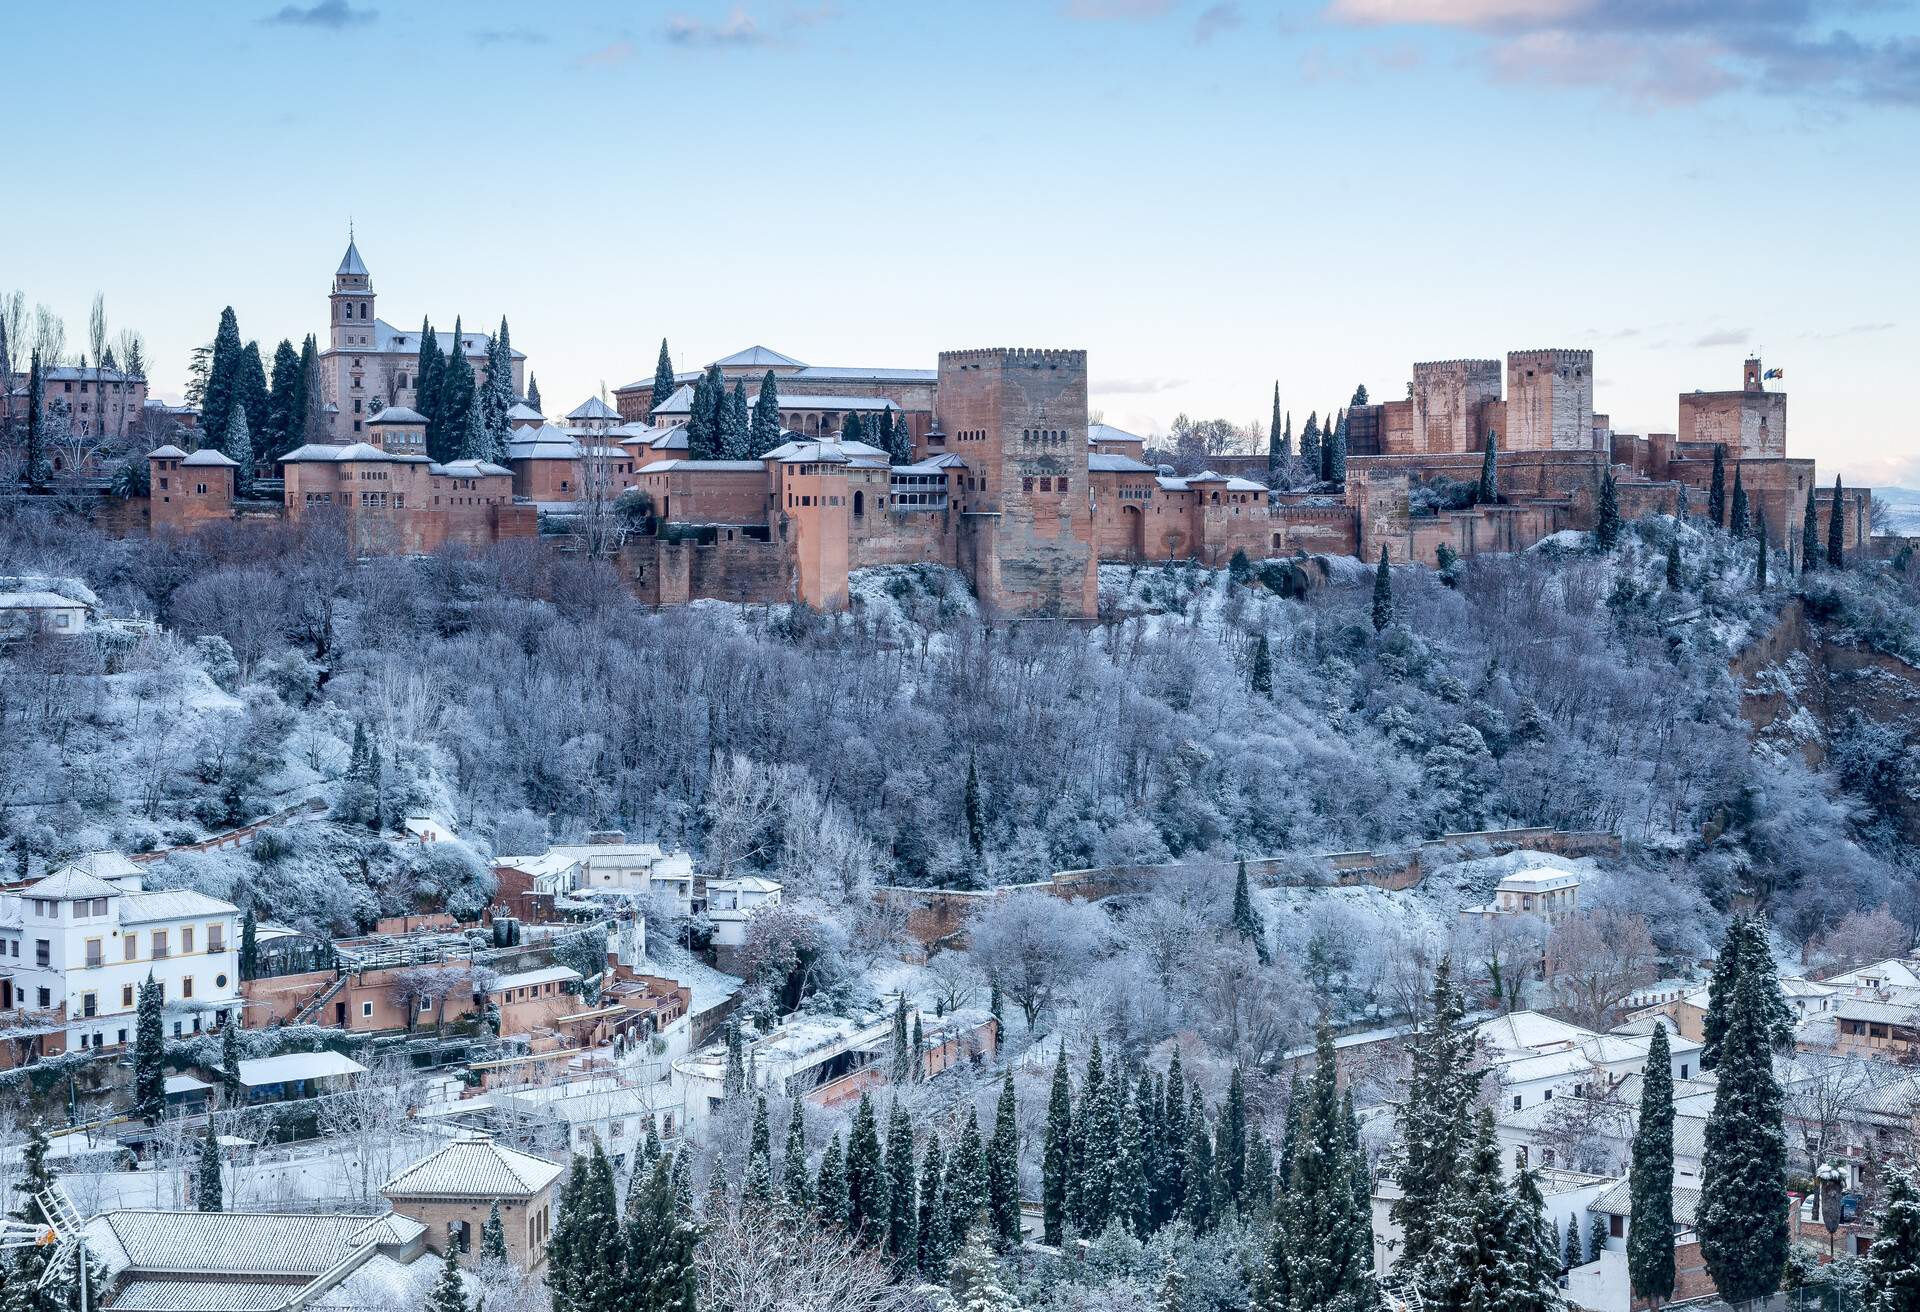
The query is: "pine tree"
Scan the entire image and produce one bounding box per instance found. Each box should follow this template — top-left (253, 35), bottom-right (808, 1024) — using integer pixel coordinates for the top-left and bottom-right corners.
top-left (427, 1239), bottom-right (470, 1312)
top-left (1595, 469), bottom-right (1622, 550)
top-left (1231, 860), bottom-right (1269, 962)
top-left (1391, 958), bottom-right (1483, 1270)
top-left (886, 1100), bottom-right (919, 1261)
top-left (482, 1200), bottom-right (508, 1262)
top-left (220, 1021), bottom-right (242, 1107)
top-left (1707, 445), bottom-right (1727, 528)
top-left (1250, 635), bottom-right (1273, 696)
top-left (1754, 506), bottom-right (1769, 590)
top-left (918, 1137), bottom-right (949, 1276)
top-left (816, 1133), bottom-right (849, 1227)
top-left (1829, 475), bottom-right (1847, 568)
top-left (195, 1133), bottom-right (223, 1211)
top-left (1476, 431), bottom-right (1498, 505)
top-left (1730, 468), bottom-right (1749, 538)
top-left (988, 1073), bottom-right (1021, 1246)
top-left (782, 1104), bottom-right (812, 1210)
top-left (1267, 383), bottom-right (1284, 483)
top-left (1802, 480), bottom-right (1821, 572)
top-left (1043, 1046), bottom-right (1073, 1245)
top-left (1511, 1166), bottom-right (1568, 1312)
top-left (1864, 1170), bottom-right (1920, 1312)
top-left (751, 370), bottom-right (782, 455)
top-left (964, 757), bottom-right (986, 858)
top-left (1697, 961), bottom-right (1789, 1307)
top-left (1371, 546), bottom-right (1394, 632)
top-left (1418, 1108), bottom-right (1513, 1312)
top-left (1627, 1022), bottom-right (1676, 1307)
top-left (949, 1226), bottom-right (1022, 1311)
top-left (1702, 918), bottom-right (1794, 1069)
top-left (1564, 1212), bottom-right (1584, 1270)
top-left (650, 340), bottom-right (677, 416)
top-left (266, 338), bottom-right (302, 459)
top-left (133, 975), bottom-right (165, 1122)
top-left (847, 1093), bottom-right (890, 1243)
top-left (200, 307), bottom-right (245, 452)
top-left (221, 404), bottom-right (253, 495)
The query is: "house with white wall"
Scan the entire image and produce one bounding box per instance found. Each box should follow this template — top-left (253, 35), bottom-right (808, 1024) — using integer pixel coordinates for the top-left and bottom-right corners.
top-left (0, 852), bottom-right (240, 1053)
top-left (496, 834), bottom-right (695, 915)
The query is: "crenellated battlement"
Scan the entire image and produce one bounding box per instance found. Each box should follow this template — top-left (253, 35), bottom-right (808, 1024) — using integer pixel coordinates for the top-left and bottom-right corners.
top-left (1507, 348), bottom-right (1592, 363)
top-left (1412, 358), bottom-right (1501, 371)
top-left (939, 347), bottom-right (1087, 367)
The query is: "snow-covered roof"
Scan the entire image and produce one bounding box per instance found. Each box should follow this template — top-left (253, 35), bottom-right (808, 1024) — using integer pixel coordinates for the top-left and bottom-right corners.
top-left (1495, 866), bottom-right (1581, 891)
top-left (712, 345), bottom-right (806, 370)
top-left (636, 459), bottom-right (768, 473)
top-left (367, 319), bottom-right (523, 361)
top-left (1156, 469), bottom-right (1269, 493)
top-left (68, 851), bottom-right (143, 880)
top-left (1590, 1177), bottom-right (1701, 1227)
top-left (647, 384), bottom-right (697, 415)
top-left (763, 438), bottom-right (892, 464)
top-left (24, 867), bottom-right (124, 900)
top-left (1088, 452), bottom-right (1156, 473)
top-left (506, 402), bottom-right (545, 421)
top-left (237, 1051), bottom-right (366, 1087)
top-left (566, 396), bottom-right (620, 421)
top-left (381, 1134), bottom-right (563, 1198)
top-left (640, 426), bottom-right (689, 450)
top-left (1089, 422), bottom-right (1147, 447)
top-left (336, 240), bottom-right (368, 279)
top-left (791, 365), bottom-right (935, 384)
top-left (708, 876), bottom-right (782, 893)
top-left (756, 393), bottom-right (900, 412)
top-left (166, 1075), bottom-right (212, 1094)
top-left (369, 406), bottom-right (427, 425)
top-left (39, 365), bottom-right (143, 383)
top-left (119, 888), bottom-right (238, 924)
top-left (180, 449), bottom-right (238, 468)
top-left (85, 1207), bottom-right (395, 1280)
top-left (280, 442), bottom-right (429, 465)
top-left (895, 454), bottom-right (967, 472)
top-left (146, 445), bottom-right (190, 460)
top-left (0, 591), bottom-right (87, 612)
top-left (429, 459), bottom-right (512, 478)
top-left (489, 965), bottom-right (582, 993)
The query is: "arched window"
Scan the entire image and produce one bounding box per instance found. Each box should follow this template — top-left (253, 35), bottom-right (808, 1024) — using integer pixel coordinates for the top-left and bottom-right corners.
top-left (853, 490), bottom-right (865, 516)
top-left (358, 303), bottom-right (367, 319)
top-left (397, 372), bottom-right (409, 390)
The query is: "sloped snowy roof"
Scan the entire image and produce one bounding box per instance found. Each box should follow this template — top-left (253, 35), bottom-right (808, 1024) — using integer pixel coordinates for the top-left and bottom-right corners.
top-left (1155, 470), bottom-right (1268, 493)
top-left (368, 319), bottom-right (523, 360)
top-left (430, 459), bottom-right (513, 478)
top-left (85, 1208), bottom-right (392, 1279)
top-left (764, 438), bottom-right (892, 463)
top-left (280, 443), bottom-right (429, 465)
top-left (792, 365), bottom-right (935, 384)
top-left (1089, 422), bottom-right (1148, 447)
top-left (638, 459), bottom-right (769, 473)
top-left (895, 454), bottom-right (967, 472)
top-left (566, 396), bottom-right (620, 421)
top-left (639, 426), bottom-right (689, 450)
top-left (119, 888), bottom-right (238, 924)
top-left (647, 384), bottom-right (698, 415)
top-left (381, 1134), bottom-right (563, 1198)
top-left (237, 1051), bottom-right (366, 1087)
top-left (180, 449), bottom-right (238, 468)
top-left (25, 867), bottom-right (124, 900)
top-left (68, 851), bottom-right (143, 880)
top-left (489, 965), bottom-right (581, 993)
top-left (146, 445), bottom-right (190, 459)
top-left (336, 240), bottom-right (368, 278)
top-left (0, 592), bottom-right (89, 612)
top-left (712, 345), bottom-right (807, 370)
top-left (506, 402), bottom-right (544, 421)
top-left (1088, 452), bottom-right (1156, 473)
top-left (755, 393), bottom-right (900, 411)
top-left (369, 406), bottom-right (426, 425)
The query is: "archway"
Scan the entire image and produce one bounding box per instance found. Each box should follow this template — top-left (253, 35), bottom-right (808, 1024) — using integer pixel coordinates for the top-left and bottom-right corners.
top-left (1123, 504), bottom-right (1145, 560)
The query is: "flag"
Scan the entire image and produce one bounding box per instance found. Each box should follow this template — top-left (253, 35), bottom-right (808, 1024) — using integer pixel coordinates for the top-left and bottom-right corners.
top-left (1763, 367), bottom-right (1784, 380)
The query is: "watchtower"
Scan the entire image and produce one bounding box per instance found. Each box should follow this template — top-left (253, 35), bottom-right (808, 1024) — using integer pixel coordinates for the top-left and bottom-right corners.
top-left (1505, 349), bottom-right (1595, 452)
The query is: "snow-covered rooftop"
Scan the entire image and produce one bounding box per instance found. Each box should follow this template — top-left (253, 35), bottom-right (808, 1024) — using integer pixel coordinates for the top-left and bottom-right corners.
top-left (180, 448), bottom-right (239, 468)
top-left (381, 1134), bottom-right (563, 1198)
top-left (566, 396), bottom-right (620, 421)
top-left (237, 1051), bottom-right (366, 1087)
top-left (489, 965), bottom-right (581, 993)
top-left (369, 406), bottom-right (427, 425)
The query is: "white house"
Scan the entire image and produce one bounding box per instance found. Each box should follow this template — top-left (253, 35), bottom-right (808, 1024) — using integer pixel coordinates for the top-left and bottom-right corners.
top-left (0, 852), bottom-right (241, 1052)
top-left (1476, 1011), bottom-right (1703, 1112)
top-left (704, 876), bottom-right (782, 948)
top-left (1460, 865), bottom-right (1581, 926)
top-left (0, 577), bottom-right (96, 640)
top-left (496, 834), bottom-right (696, 914)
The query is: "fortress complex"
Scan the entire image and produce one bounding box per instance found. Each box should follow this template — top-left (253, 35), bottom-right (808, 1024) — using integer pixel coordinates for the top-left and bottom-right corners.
top-left (118, 243), bottom-right (1872, 614)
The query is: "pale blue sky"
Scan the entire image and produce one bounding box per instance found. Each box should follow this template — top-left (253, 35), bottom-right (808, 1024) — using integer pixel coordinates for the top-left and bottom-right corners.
top-left (8, 0), bottom-right (1918, 482)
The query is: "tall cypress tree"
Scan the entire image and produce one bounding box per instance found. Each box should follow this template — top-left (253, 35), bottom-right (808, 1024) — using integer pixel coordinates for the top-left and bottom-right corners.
top-left (435, 319), bottom-right (475, 463)
top-left (482, 1200), bottom-right (508, 1262)
top-left (220, 1021), bottom-right (242, 1107)
top-left (295, 334), bottom-right (322, 447)
top-left (1267, 383), bottom-right (1284, 483)
top-left (1627, 1022), bottom-right (1677, 1307)
top-left (815, 1133), bottom-right (849, 1227)
top-left (1327, 408), bottom-right (1348, 484)
top-left (1183, 1088), bottom-right (1215, 1234)
top-left (745, 1094), bottom-right (776, 1204)
top-left (527, 374), bottom-right (542, 414)
top-left (1299, 411), bottom-right (1321, 483)
top-left (22, 351), bottom-right (49, 488)
top-left (427, 1240), bottom-right (469, 1312)
top-left (751, 370), bottom-right (782, 455)
top-left (266, 338), bottom-right (302, 460)
top-left (1802, 480), bottom-right (1821, 573)
top-left (952, 1107), bottom-right (988, 1236)
top-left (1392, 959), bottom-right (1482, 1270)
top-left (1220, 1066), bottom-right (1248, 1215)
top-left (1708, 445), bottom-right (1727, 528)
top-left (1730, 468), bottom-right (1749, 538)
top-left (1231, 860), bottom-right (1269, 961)
top-left (1069, 1037), bottom-right (1103, 1232)
top-left (1372, 547), bottom-right (1394, 632)
top-left (782, 1105), bottom-right (811, 1211)
top-left (133, 975), bottom-right (165, 1122)
top-left (842, 410), bottom-right (866, 447)
top-left (964, 758), bottom-right (986, 858)
top-left (1282, 1024), bottom-right (1375, 1312)
top-left (1698, 963), bottom-right (1789, 1306)
top-left (1829, 475), bottom-right (1847, 568)
top-left (886, 1101), bottom-right (919, 1261)
top-left (722, 379), bottom-right (751, 459)
top-left (1113, 1071), bottom-right (1150, 1236)
top-left (1702, 917), bottom-right (1794, 1070)
top-left (195, 1133), bottom-right (223, 1212)
top-left (222, 406), bottom-right (254, 495)
top-left (988, 1073), bottom-right (1021, 1246)
top-left (686, 369), bottom-right (718, 460)
top-left (238, 340), bottom-right (270, 443)
top-left (650, 339), bottom-right (676, 416)
top-left (1476, 431), bottom-right (1498, 505)
top-left (917, 1137), bottom-right (948, 1276)
top-left (200, 307), bottom-right (245, 452)
top-left (482, 318), bottom-right (514, 459)
top-left (1595, 469), bottom-right (1622, 550)
top-left (1043, 1047), bottom-right (1073, 1246)
top-left (1863, 1170), bottom-right (1920, 1312)
top-left (1755, 507), bottom-right (1770, 590)
top-left (1160, 1051), bottom-right (1188, 1227)
top-left (846, 1093), bottom-right (889, 1243)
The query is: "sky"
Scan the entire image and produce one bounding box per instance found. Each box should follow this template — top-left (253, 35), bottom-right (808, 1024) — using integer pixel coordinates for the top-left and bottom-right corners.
top-left (6, 0), bottom-right (1918, 484)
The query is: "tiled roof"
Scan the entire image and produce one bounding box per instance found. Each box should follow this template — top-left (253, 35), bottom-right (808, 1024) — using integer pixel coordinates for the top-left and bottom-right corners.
top-left (567, 396), bottom-right (620, 421)
top-left (147, 445), bottom-right (190, 459)
top-left (110, 1277), bottom-right (305, 1310)
top-left (712, 345), bottom-right (806, 369)
top-left (507, 403), bottom-right (545, 421)
top-left (381, 1135), bottom-right (563, 1198)
top-left (180, 449), bottom-right (238, 468)
top-left (87, 1210), bottom-right (393, 1277)
top-left (370, 406), bottom-right (427, 424)
top-left (25, 868), bottom-right (124, 900)
top-left (1088, 422), bottom-right (1147, 446)
top-left (489, 965), bottom-right (581, 993)
top-left (119, 888), bottom-right (238, 924)
top-left (336, 240), bottom-right (368, 278)
top-left (1591, 1177), bottom-right (1701, 1227)
top-left (1089, 452), bottom-right (1156, 473)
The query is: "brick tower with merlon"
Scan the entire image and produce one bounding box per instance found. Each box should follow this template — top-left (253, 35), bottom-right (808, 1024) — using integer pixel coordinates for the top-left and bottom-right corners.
top-left (1505, 349), bottom-right (1595, 451)
top-left (936, 348), bottom-right (1097, 619)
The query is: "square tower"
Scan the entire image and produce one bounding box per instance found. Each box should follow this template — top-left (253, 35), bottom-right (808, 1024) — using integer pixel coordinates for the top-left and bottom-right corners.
top-left (1411, 360), bottom-right (1502, 454)
top-left (1505, 349), bottom-right (1595, 451)
top-left (936, 348), bottom-right (1096, 619)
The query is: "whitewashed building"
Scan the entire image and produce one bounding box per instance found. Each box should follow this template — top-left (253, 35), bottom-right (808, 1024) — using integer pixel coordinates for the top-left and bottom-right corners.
top-left (705, 876), bottom-right (782, 948)
top-left (496, 834), bottom-right (695, 915)
top-left (0, 852), bottom-right (241, 1051)
top-left (1460, 865), bottom-right (1581, 926)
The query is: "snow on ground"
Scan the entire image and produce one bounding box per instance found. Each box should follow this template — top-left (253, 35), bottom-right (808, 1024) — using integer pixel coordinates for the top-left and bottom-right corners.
top-left (640, 940), bottom-right (742, 1016)
top-left (847, 563), bottom-right (978, 636)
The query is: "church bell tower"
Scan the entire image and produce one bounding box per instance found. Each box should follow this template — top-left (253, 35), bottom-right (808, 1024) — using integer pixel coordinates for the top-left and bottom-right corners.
top-left (329, 236), bottom-right (375, 350)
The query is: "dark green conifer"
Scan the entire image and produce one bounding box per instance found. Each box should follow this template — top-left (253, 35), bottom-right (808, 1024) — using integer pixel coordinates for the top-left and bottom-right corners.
top-left (988, 1073), bottom-right (1021, 1246)
top-left (1627, 1022), bottom-right (1676, 1306)
top-left (1043, 1047), bottom-right (1073, 1246)
top-left (751, 370), bottom-right (782, 455)
top-left (1476, 431), bottom-right (1498, 505)
top-left (846, 1093), bottom-right (890, 1243)
top-left (133, 975), bottom-right (165, 1122)
top-left (1371, 546), bottom-right (1394, 631)
top-left (650, 339), bottom-right (675, 416)
top-left (1596, 469), bottom-right (1622, 550)
top-left (1730, 467), bottom-right (1749, 537)
top-left (1708, 445), bottom-right (1727, 527)
top-left (1698, 959), bottom-right (1789, 1306)
top-left (1829, 475), bottom-right (1847, 568)
top-left (886, 1101), bottom-right (919, 1260)
top-left (200, 307), bottom-right (245, 452)
top-left (195, 1133), bottom-right (223, 1212)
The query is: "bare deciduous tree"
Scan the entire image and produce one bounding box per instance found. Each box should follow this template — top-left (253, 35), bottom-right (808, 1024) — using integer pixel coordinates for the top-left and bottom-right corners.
top-left (965, 891), bottom-right (1108, 1029)
top-left (697, 1203), bottom-right (925, 1312)
top-left (1546, 909), bottom-right (1658, 1029)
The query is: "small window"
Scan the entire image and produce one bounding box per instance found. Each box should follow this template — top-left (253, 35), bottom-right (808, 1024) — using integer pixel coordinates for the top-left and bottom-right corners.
top-left (1512, 1094), bottom-right (1523, 1111)
top-left (362, 1001), bottom-right (375, 1019)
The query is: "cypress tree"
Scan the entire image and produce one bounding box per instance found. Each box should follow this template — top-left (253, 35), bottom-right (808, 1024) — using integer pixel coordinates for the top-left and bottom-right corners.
top-left (1708, 445), bottom-right (1727, 528)
top-left (1113, 1071), bottom-right (1150, 1236)
top-left (782, 1104), bottom-right (811, 1210)
top-left (751, 370), bottom-right (782, 455)
top-left (1245, 1129), bottom-right (1274, 1218)
top-left (1676, 481), bottom-right (1690, 521)
top-left (815, 1133), bottom-right (849, 1227)
top-left (1068, 1037), bottom-right (1102, 1232)
top-left (195, 1133), bottom-right (223, 1212)
top-left (723, 1017), bottom-right (746, 1096)
top-left (481, 321), bottom-right (514, 460)
top-left (240, 907), bottom-right (258, 980)
top-left (1476, 431), bottom-right (1498, 505)
top-left (1278, 1075), bottom-right (1302, 1200)
top-left (952, 1107), bottom-right (988, 1236)
top-left (1419, 1108), bottom-right (1513, 1312)
top-left (650, 340), bottom-right (676, 416)
top-left (1250, 635), bottom-right (1273, 696)
top-left (415, 319), bottom-right (442, 445)
top-left (295, 333), bottom-right (321, 446)
top-left (1043, 1047), bottom-right (1072, 1246)
top-left (1595, 469), bottom-right (1622, 550)
top-left (1730, 468), bottom-right (1749, 537)
top-left (723, 379), bottom-right (751, 459)
top-left (918, 1138), bottom-right (950, 1277)
top-left (427, 1240), bottom-right (469, 1312)
top-left (1220, 1066), bottom-right (1248, 1214)
top-left (1698, 963), bottom-right (1789, 1307)
top-left (1755, 507), bottom-right (1769, 590)
top-left (846, 1093), bottom-right (890, 1243)
top-left (435, 320), bottom-right (476, 464)
top-left (220, 1021), bottom-right (242, 1107)
top-left (266, 338), bottom-right (302, 459)
top-left (1511, 1166), bottom-right (1567, 1312)
top-left (1342, 1089), bottom-right (1371, 1242)
top-left (745, 1094), bottom-right (776, 1204)
top-left (1829, 475), bottom-right (1847, 568)
top-left (887, 1101), bottom-right (919, 1261)
top-left (133, 975), bottom-right (165, 1122)
top-left (843, 410), bottom-right (866, 446)
top-left (950, 1227), bottom-right (1021, 1311)
top-left (527, 374), bottom-right (542, 413)
top-left (1392, 958), bottom-right (1482, 1270)
top-left (1283, 1024), bottom-right (1375, 1312)
top-left (911, 1015), bottom-right (925, 1082)
top-left (964, 757), bottom-right (986, 858)
top-left (1183, 1089), bottom-right (1214, 1234)
top-left (22, 351), bottom-right (49, 488)
top-left (222, 403), bottom-right (254, 496)
top-left (1267, 383), bottom-right (1284, 483)
top-left (1802, 480), bottom-right (1821, 572)
top-left (1627, 1022), bottom-right (1676, 1307)
top-left (1702, 917), bottom-right (1794, 1069)
top-left (988, 1073), bottom-right (1021, 1246)
top-left (686, 369), bottom-right (718, 460)
top-left (1565, 1212), bottom-right (1584, 1270)
top-left (238, 339), bottom-right (270, 442)
top-left (1666, 538), bottom-right (1683, 590)
top-left (1299, 411), bottom-right (1321, 483)
top-left (1231, 860), bottom-right (1269, 961)
top-left (1863, 1170), bottom-right (1920, 1312)
top-left (890, 997), bottom-right (912, 1083)
top-left (1327, 407), bottom-right (1348, 484)
top-left (482, 1200), bottom-right (508, 1262)
top-left (1371, 546), bottom-right (1394, 632)
top-left (201, 307), bottom-right (244, 452)
top-left (1160, 1051), bottom-right (1188, 1226)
